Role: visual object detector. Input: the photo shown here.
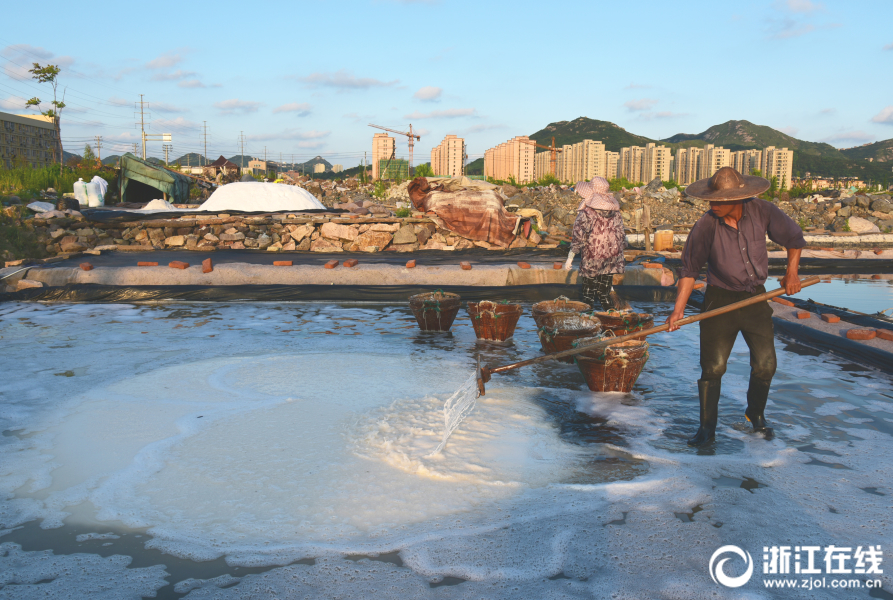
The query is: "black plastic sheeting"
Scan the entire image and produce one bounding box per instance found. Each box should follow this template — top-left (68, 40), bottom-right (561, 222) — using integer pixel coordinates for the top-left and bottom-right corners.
top-left (773, 318), bottom-right (893, 373)
top-left (81, 208), bottom-right (345, 223)
top-left (0, 283), bottom-right (680, 304)
top-left (39, 247), bottom-right (569, 268)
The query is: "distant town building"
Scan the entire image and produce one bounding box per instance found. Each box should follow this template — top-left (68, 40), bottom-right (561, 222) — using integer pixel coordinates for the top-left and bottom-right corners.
top-left (332, 164), bottom-right (343, 173)
top-left (0, 111), bottom-right (58, 169)
top-left (378, 158), bottom-right (409, 180)
top-left (484, 136), bottom-right (535, 183)
top-left (431, 134), bottom-right (465, 178)
top-left (552, 140), bottom-right (607, 183)
top-left (205, 155), bottom-right (240, 178)
top-left (372, 133), bottom-right (396, 180)
top-left (699, 144), bottom-right (731, 180)
top-left (730, 149), bottom-right (762, 176)
top-left (619, 146), bottom-right (644, 182)
top-left (248, 159), bottom-right (268, 177)
top-left (313, 163), bottom-right (325, 174)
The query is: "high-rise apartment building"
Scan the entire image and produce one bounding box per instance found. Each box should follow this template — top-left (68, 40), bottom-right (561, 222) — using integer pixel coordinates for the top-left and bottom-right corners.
top-left (730, 149), bottom-right (762, 176)
top-left (674, 147), bottom-right (702, 185)
top-left (605, 152), bottom-right (619, 180)
top-left (642, 143), bottom-right (672, 182)
top-left (313, 163), bottom-right (325, 174)
top-left (552, 139), bottom-right (607, 183)
top-left (430, 134), bottom-right (465, 178)
top-left (761, 146), bottom-right (794, 189)
top-left (699, 144), bottom-right (731, 180)
top-left (332, 164), bottom-right (343, 173)
top-left (0, 111), bottom-right (58, 170)
top-left (619, 146), bottom-right (645, 182)
top-left (372, 133), bottom-right (395, 180)
top-left (484, 136), bottom-right (535, 183)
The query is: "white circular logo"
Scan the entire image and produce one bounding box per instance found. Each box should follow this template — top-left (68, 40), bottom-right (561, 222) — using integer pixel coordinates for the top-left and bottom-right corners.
top-left (710, 545), bottom-right (754, 588)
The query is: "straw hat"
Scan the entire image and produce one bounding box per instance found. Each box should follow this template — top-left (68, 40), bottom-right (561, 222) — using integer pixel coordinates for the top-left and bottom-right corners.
top-left (685, 167), bottom-right (769, 203)
top-left (575, 176), bottom-right (619, 211)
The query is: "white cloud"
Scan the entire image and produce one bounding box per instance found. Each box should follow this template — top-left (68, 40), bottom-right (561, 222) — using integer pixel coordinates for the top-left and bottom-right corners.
top-left (465, 123), bottom-right (507, 133)
top-left (2, 44), bottom-right (53, 60)
top-left (871, 106), bottom-right (893, 125)
top-left (297, 69), bottom-right (398, 90)
top-left (151, 69), bottom-right (196, 82)
top-left (624, 98), bottom-right (659, 112)
top-left (780, 0), bottom-right (824, 12)
top-left (215, 99), bottom-right (262, 115)
top-left (637, 111), bottom-right (687, 120)
top-left (108, 96), bottom-right (131, 107)
top-left (768, 17), bottom-right (816, 39)
top-left (884, 42), bottom-right (893, 51)
top-left (152, 102), bottom-right (188, 113)
top-left (413, 86), bottom-right (442, 101)
top-left (246, 129), bottom-right (330, 142)
top-left (0, 95), bottom-right (29, 111)
top-left (178, 79), bottom-right (206, 89)
top-left (820, 130), bottom-right (875, 144)
top-left (154, 117), bottom-right (200, 130)
top-left (146, 52), bottom-right (184, 70)
top-left (819, 108), bottom-right (835, 115)
top-left (624, 83), bottom-right (651, 89)
top-left (273, 102), bottom-right (312, 116)
top-left (778, 126), bottom-right (799, 136)
top-left (403, 108), bottom-right (476, 119)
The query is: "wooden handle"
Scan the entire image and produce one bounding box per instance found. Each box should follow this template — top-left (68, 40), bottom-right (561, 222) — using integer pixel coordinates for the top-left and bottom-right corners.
top-left (486, 276), bottom-right (821, 376)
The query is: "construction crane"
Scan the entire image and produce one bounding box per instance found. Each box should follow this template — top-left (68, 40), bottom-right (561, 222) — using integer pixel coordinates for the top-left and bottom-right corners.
top-left (519, 136), bottom-right (563, 176)
top-left (368, 123), bottom-right (421, 174)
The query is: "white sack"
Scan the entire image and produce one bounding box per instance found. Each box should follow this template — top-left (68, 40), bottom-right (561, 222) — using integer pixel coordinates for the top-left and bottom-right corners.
top-left (199, 182), bottom-right (325, 213)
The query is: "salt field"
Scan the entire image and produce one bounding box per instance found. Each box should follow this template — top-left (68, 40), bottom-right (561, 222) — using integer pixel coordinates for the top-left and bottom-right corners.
top-left (794, 277), bottom-right (893, 315)
top-left (0, 299), bottom-right (891, 598)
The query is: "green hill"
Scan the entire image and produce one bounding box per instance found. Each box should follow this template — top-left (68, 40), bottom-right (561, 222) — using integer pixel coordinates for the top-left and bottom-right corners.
top-left (664, 120), bottom-right (843, 159)
top-left (529, 117), bottom-right (655, 152)
top-left (465, 158), bottom-right (483, 175)
top-left (840, 139), bottom-right (893, 163)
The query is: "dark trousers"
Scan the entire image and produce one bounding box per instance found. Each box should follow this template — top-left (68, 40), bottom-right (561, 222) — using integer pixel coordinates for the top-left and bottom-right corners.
top-left (699, 285), bottom-right (777, 383)
top-left (581, 274), bottom-right (615, 311)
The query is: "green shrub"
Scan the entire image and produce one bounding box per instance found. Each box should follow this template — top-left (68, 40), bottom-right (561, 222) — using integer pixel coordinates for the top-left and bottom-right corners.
top-left (395, 207), bottom-right (411, 218)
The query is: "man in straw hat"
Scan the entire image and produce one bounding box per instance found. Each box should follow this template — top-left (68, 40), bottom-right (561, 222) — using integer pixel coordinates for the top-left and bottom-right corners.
top-left (666, 167), bottom-right (805, 447)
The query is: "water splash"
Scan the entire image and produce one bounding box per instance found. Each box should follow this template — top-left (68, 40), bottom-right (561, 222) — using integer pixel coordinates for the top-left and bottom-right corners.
top-left (429, 368), bottom-right (479, 456)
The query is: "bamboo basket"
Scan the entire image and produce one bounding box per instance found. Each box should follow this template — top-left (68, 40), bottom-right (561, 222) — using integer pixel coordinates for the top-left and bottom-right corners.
top-left (466, 301), bottom-right (523, 341)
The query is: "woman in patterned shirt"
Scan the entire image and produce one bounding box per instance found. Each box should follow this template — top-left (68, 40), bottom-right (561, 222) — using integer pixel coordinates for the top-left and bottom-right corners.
top-left (564, 176), bottom-right (626, 310)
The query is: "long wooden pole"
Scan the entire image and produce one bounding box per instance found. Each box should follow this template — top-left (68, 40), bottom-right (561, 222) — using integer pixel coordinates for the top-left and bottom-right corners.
top-left (477, 276), bottom-right (821, 395)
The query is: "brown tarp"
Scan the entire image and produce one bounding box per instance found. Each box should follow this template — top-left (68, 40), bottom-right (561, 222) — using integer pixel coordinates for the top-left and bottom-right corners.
top-left (408, 177), bottom-right (520, 248)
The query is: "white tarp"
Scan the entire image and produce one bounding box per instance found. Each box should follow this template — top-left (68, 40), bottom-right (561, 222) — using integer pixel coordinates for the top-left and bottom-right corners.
top-left (199, 182), bottom-right (325, 212)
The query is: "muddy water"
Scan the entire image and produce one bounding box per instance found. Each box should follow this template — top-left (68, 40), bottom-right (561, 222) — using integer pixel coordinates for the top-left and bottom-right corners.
top-left (0, 300), bottom-right (890, 598)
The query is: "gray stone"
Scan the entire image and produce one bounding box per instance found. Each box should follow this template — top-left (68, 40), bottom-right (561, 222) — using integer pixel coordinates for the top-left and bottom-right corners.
top-left (164, 236), bottom-right (186, 247)
top-left (847, 216), bottom-right (880, 234)
top-left (645, 177), bottom-right (662, 193)
top-left (837, 206), bottom-right (851, 218)
top-left (855, 196), bottom-right (871, 209)
top-left (393, 225), bottom-right (417, 245)
top-left (870, 199), bottom-right (892, 213)
top-left (256, 234), bottom-right (272, 249)
top-left (218, 232), bottom-right (246, 241)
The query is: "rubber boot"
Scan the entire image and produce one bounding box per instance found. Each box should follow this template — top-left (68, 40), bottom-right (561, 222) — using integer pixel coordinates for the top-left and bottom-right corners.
top-left (744, 375), bottom-right (773, 437)
top-left (687, 379), bottom-right (720, 446)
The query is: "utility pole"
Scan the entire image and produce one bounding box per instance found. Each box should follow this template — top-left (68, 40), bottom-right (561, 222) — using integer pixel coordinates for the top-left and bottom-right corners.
top-left (163, 144), bottom-right (172, 166)
top-left (238, 131), bottom-right (246, 170)
top-left (135, 95), bottom-right (149, 159)
top-left (93, 136), bottom-right (103, 166)
top-left (202, 121), bottom-right (209, 167)
top-left (131, 142), bottom-right (140, 155)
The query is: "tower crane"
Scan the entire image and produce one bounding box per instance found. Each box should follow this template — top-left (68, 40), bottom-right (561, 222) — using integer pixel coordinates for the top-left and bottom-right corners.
top-left (368, 123), bottom-right (421, 174)
top-left (519, 136), bottom-right (562, 177)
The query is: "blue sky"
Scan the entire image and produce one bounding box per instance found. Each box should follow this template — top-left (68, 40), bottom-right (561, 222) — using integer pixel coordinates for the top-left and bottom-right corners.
top-left (2, 0), bottom-right (891, 166)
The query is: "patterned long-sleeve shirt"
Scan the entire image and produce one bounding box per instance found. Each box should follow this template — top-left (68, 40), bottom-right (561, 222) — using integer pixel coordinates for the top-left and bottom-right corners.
top-left (570, 207), bottom-right (626, 277)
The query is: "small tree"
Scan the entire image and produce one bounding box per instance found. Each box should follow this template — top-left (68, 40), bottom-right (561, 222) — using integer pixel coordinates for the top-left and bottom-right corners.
top-left (25, 63), bottom-right (65, 174)
top-left (751, 169), bottom-right (762, 177)
top-left (413, 163), bottom-right (434, 178)
top-left (83, 144), bottom-right (96, 166)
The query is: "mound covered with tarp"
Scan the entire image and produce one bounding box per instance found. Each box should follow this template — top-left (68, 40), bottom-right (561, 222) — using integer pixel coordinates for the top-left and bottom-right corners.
top-left (199, 182), bottom-right (326, 213)
top-left (119, 153), bottom-right (192, 204)
top-left (408, 177), bottom-right (520, 248)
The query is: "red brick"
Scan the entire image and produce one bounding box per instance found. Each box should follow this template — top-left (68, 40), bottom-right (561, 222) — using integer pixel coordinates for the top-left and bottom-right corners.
top-left (460, 261), bottom-right (472, 271)
top-left (137, 261), bottom-right (158, 267)
top-left (553, 262), bottom-right (563, 269)
top-left (820, 314), bottom-right (840, 323)
top-left (796, 310), bottom-right (811, 319)
top-left (324, 260), bottom-right (339, 269)
top-left (344, 259), bottom-right (359, 268)
top-left (875, 249), bottom-right (885, 255)
top-left (643, 262), bottom-right (663, 269)
top-left (517, 261), bottom-right (531, 269)
top-left (876, 329), bottom-right (893, 342)
top-left (202, 258), bottom-right (213, 273)
top-left (522, 221), bottom-right (531, 238)
top-left (405, 260), bottom-right (416, 268)
top-left (772, 298), bottom-right (795, 307)
top-left (79, 262), bottom-right (93, 271)
top-left (846, 329), bottom-right (876, 341)
top-left (169, 261), bottom-right (189, 270)
top-left (273, 260), bottom-right (293, 267)
top-left (872, 274), bottom-right (882, 279)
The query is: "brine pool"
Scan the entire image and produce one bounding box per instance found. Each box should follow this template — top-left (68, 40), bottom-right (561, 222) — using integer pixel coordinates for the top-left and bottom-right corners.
top-left (0, 299), bottom-right (891, 599)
